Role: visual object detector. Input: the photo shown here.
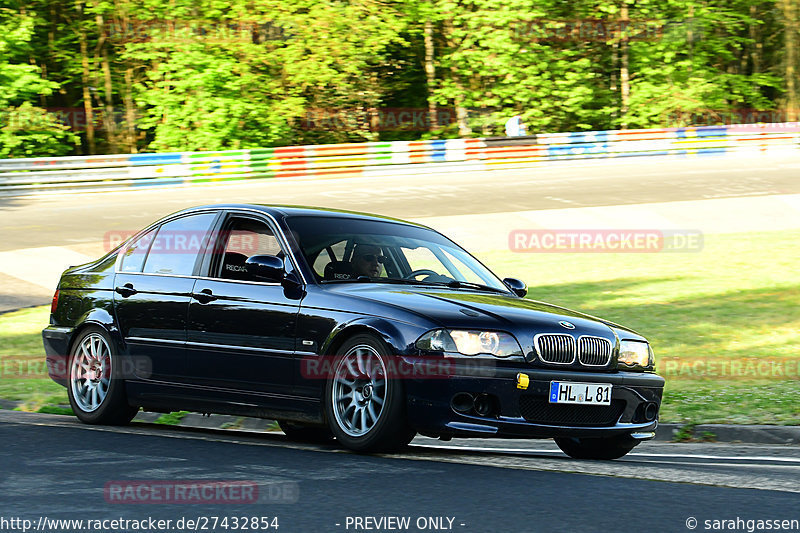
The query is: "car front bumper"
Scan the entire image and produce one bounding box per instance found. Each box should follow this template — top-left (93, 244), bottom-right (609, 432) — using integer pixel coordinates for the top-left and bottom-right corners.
top-left (404, 360), bottom-right (664, 440)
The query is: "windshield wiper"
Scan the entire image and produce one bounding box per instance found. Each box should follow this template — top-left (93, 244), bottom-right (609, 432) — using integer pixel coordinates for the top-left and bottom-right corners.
top-left (445, 280), bottom-right (509, 294)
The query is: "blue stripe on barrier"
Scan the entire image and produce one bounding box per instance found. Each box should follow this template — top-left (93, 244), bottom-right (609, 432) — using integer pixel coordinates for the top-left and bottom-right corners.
top-left (430, 140), bottom-right (447, 161)
top-left (129, 153), bottom-right (182, 165)
top-left (698, 147), bottom-right (728, 155)
top-left (695, 127), bottom-right (728, 137)
top-left (674, 127), bottom-right (728, 138)
top-left (547, 142), bottom-right (609, 157)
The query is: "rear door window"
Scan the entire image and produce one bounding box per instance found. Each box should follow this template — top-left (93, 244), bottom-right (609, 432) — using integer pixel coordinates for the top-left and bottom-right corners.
top-left (143, 213), bottom-right (217, 276)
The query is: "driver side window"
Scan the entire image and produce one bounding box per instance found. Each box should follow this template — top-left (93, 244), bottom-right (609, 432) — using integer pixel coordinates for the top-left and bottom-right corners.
top-left (213, 217), bottom-right (282, 281)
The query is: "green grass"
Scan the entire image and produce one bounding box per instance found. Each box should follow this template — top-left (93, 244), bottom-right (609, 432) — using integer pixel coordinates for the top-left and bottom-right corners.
top-left (1, 229), bottom-right (797, 426)
top-left (0, 306), bottom-right (67, 411)
top-left (36, 405), bottom-right (74, 416)
top-left (481, 229), bottom-right (800, 425)
top-left (153, 411), bottom-right (189, 425)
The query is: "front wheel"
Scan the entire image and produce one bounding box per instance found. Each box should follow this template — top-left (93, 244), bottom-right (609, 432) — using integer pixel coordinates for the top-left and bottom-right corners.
top-left (554, 435), bottom-right (639, 460)
top-left (67, 326), bottom-right (138, 425)
top-left (324, 334), bottom-right (415, 452)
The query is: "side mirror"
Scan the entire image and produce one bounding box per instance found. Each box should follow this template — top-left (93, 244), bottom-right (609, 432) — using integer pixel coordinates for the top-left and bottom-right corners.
top-left (503, 277), bottom-right (527, 298)
top-left (245, 255), bottom-right (285, 282)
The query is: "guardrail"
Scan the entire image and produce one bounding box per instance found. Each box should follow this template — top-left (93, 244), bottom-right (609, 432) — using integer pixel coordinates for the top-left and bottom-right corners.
top-left (1, 123), bottom-right (798, 195)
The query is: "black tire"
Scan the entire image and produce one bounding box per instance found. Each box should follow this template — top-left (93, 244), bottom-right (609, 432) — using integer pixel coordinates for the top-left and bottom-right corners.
top-left (324, 334), bottom-right (415, 452)
top-left (277, 420), bottom-right (334, 444)
top-left (66, 326), bottom-right (138, 425)
top-left (554, 435), bottom-right (639, 460)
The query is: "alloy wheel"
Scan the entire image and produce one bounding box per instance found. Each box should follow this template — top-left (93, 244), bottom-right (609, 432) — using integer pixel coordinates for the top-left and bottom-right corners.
top-left (70, 333), bottom-right (112, 412)
top-left (331, 344), bottom-right (388, 437)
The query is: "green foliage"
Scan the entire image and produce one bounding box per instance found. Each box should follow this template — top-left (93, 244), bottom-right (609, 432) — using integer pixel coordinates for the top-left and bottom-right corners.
top-left (673, 424), bottom-right (696, 442)
top-left (0, 7), bottom-right (78, 156)
top-left (0, 102), bottom-right (79, 157)
top-left (0, 0), bottom-right (796, 154)
top-left (0, 8), bottom-right (56, 107)
top-left (126, 29), bottom-right (297, 151)
top-left (154, 411), bottom-right (189, 425)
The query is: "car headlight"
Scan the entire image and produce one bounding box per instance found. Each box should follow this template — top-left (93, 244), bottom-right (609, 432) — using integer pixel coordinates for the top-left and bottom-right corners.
top-left (416, 329), bottom-right (523, 358)
top-left (618, 340), bottom-right (654, 369)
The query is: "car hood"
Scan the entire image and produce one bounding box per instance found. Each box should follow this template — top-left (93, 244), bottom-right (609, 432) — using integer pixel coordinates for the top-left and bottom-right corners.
top-left (325, 283), bottom-right (642, 340)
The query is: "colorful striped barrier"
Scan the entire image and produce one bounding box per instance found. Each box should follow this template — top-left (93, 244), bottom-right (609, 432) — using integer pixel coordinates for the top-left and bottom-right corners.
top-left (1, 123), bottom-right (798, 195)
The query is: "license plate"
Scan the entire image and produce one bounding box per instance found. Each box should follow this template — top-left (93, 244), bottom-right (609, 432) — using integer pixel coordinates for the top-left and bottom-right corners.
top-left (549, 381), bottom-right (612, 405)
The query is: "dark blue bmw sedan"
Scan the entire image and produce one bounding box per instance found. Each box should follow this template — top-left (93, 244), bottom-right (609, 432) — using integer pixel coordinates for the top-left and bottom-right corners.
top-left (43, 204), bottom-right (663, 458)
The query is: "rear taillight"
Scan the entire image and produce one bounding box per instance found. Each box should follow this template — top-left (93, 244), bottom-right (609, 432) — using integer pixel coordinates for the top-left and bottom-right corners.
top-left (51, 289), bottom-right (59, 314)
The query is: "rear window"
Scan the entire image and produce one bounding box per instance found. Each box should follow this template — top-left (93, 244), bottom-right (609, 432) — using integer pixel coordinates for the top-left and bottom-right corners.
top-left (119, 228), bottom-right (156, 273)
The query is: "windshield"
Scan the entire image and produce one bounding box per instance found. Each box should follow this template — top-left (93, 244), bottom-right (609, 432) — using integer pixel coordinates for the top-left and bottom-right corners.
top-left (286, 215), bottom-right (508, 292)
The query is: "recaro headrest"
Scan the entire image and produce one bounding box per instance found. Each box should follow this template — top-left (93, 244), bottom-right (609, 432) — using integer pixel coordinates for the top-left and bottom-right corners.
top-left (222, 252), bottom-right (250, 280)
top-left (324, 261), bottom-right (355, 281)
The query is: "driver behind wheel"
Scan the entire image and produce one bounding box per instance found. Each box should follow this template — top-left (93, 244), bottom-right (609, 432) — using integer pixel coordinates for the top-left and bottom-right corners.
top-left (351, 244), bottom-right (385, 278)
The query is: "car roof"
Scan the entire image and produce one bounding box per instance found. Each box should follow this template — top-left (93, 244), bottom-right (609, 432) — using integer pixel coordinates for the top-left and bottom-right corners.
top-left (175, 204), bottom-right (432, 229)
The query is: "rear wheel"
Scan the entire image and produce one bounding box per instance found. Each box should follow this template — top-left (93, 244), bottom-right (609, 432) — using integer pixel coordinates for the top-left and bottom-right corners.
top-left (324, 334), bottom-right (415, 452)
top-left (554, 435), bottom-right (639, 460)
top-left (67, 326), bottom-right (138, 425)
top-left (277, 420), bottom-right (334, 444)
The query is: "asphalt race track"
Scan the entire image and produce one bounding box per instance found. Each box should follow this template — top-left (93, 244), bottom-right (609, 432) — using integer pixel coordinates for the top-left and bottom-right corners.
top-left (1, 153), bottom-right (799, 252)
top-left (2, 411), bottom-right (800, 532)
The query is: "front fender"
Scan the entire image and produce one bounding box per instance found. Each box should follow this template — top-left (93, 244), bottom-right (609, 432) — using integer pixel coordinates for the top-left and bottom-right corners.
top-left (321, 317), bottom-right (424, 357)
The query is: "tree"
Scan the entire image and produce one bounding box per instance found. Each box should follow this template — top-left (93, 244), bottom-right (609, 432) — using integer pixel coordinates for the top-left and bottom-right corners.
top-left (0, 6), bottom-right (78, 157)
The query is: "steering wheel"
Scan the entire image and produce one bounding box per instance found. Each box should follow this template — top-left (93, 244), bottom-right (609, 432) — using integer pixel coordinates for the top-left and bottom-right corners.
top-left (404, 269), bottom-right (439, 280)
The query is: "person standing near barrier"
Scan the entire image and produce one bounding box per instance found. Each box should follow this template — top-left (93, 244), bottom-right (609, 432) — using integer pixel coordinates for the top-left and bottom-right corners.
top-left (505, 114), bottom-right (527, 136)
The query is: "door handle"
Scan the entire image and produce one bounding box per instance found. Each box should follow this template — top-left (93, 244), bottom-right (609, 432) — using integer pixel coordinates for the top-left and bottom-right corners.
top-left (193, 288), bottom-right (217, 304)
top-left (114, 283), bottom-right (137, 298)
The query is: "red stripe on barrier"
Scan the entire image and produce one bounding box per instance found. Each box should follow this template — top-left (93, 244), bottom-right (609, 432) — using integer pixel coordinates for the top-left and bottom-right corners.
top-left (407, 141), bottom-right (434, 152)
top-left (272, 147), bottom-right (306, 157)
